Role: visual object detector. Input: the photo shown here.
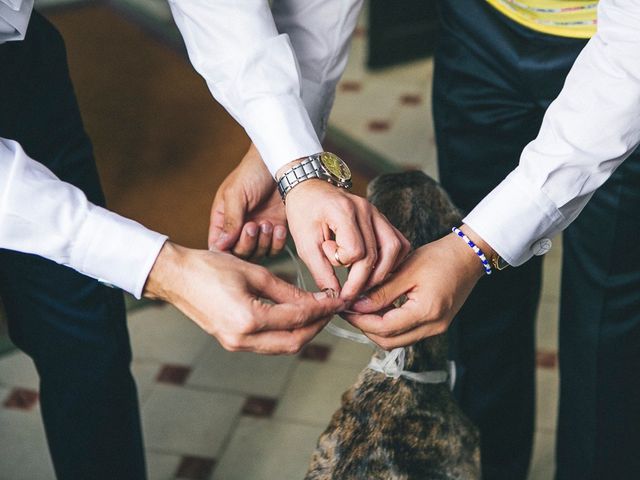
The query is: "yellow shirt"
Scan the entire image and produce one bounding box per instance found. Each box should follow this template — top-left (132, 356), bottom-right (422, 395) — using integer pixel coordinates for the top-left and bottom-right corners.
top-left (486, 0), bottom-right (597, 38)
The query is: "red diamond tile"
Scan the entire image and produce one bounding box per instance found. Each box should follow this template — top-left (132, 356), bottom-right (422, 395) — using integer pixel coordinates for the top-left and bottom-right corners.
top-left (300, 344), bottom-right (332, 362)
top-left (536, 350), bottom-right (558, 369)
top-left (340, 81), bottom-right (362, 92)
top-left (3, 387), bottom-right (39, 411)
top-left (156, 364), bottom-right (191, 385)
top-left (242, 396), bottom-right (278, 418)
top-left (367, 120), bottom-right (391, 132)
top-left (400, 94), bottom-right (423, 106)
top-left (175, 456), bottom-right (216, 480)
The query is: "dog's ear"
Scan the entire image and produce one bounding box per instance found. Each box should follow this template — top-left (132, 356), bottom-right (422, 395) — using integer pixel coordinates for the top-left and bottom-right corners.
top-left (367, 171), bottom-right (462, 249)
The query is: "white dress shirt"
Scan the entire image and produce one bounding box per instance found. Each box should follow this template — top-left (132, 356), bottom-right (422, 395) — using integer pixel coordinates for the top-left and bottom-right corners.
top-left (0, 0), bottom-right (360, 297)
top-left (0, 0), bottom-right (167, 298)
top-left (3, 0), bottom-right (636, 300)
top-left (465, 0), bottom-right (640, 266)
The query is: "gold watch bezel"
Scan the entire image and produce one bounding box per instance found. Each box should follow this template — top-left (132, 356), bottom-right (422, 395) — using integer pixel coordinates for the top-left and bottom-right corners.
top-left (319, 152), bottom-right (352, 183)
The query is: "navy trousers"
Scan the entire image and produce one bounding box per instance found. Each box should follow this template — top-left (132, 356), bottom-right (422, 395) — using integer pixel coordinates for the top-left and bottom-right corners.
top-left (0, 13), bottom-right (146, 479)
top-left (434, 1), bottom-right (640, 479)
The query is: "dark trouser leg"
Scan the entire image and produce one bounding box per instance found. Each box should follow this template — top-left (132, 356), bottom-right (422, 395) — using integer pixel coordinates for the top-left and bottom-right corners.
top-left (0, 12), bottom-right (146, 479)
top-left (433, 2), bottom-right (585, 478)
top-left (433, 7), bottom-right (540, 479)
top-left (557, 152), bottom-right (640, 480)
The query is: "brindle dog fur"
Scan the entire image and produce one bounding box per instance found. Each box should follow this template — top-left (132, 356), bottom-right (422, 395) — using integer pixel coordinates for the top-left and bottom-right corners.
top-left (305, 171), bottom-right (481, 480)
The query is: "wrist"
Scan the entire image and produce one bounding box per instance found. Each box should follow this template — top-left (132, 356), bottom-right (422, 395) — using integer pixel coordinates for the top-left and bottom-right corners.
top-left (450, 224), bottom-right (496, 279)
top-left (143, 241), bottom-right (185, 301)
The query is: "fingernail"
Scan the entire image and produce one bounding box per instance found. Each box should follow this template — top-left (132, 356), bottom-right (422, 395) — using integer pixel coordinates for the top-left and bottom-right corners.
top-left (322, 287), bottom-right (338, 299)
top-left (247, 224), bottom-right (258, 237)
top-left (274, 226), bottom-right (287, 239)
top-left (215, 232), bottom-right (229, 246)
top-left (261, 223), bottom-right (273, 234)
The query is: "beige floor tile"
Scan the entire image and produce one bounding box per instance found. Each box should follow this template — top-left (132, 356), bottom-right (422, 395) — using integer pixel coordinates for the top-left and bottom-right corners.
top-left (212, 418), bottom-right (324, 480)
top-left (541, 252), bottom-right (562, 302)
top-left (187, 342), bottom-right (297, 397)
top-left (127, 304), bottom-right (211, 365)
top-left (0, 351), bottom-right (39, 390)
top-left (0, 386), bottom-right (54, 480)
top-left (275, 361), bottom-right (364, 426)
top-left (328, 338), bottom-right (375, 368)
top-left (536, 368), bottom-right (559, 433)
top-left (142, 384), bottom-right (244, 457)
top-left (536, 299), bottom-right (559, 352)
top-left (528, 430), bottom-right (556, 480)
top-left (131, 360), bottom-right (161, 404)
top-left (146, 451), bottom-right (182, 480)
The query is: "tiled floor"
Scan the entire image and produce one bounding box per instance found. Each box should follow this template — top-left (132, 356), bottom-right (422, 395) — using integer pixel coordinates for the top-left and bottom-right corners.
top-left (0, 2), bottom-right (560, 479)
top-left (0, 248), bottom-right (560, 480)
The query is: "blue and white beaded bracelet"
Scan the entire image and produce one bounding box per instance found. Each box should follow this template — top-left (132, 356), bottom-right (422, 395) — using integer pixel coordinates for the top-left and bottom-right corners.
top-left (452, 227), bottom-right (492, 276)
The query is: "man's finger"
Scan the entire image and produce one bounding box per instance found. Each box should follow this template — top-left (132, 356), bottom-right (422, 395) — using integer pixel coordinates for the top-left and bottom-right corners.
top-left (252, 222), bottom-right (273, 259)
top-left (363, 319), bottom-right (449, 350)
top-left (344, 297), bottom-right (422, 337)
top-left (214, 190), bottom-right (247, 251)
top-left (208, 197), bottom-right (226, 249)
top-left (268, 224), bottom-right (288, 257)
top-left (298, 242), bottom-right (341, 293)
top-left (365, 216), bottom-right (407, 289)
top-left (350, 268), bottom-right (413, 314)
top-left (231, 222), bottom-right (259, 259)
top-left (340, 210), bottom-right (378, 301)
top-left (237, 317), bottom-right (329, 355)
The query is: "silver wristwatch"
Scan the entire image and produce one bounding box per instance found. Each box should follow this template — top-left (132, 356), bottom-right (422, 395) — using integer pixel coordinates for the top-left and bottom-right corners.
top-left (277, 152), bottom-right (352, 200)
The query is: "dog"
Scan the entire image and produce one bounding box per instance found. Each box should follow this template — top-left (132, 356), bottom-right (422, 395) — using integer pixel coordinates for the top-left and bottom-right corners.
top-left (305, 171), bottom-right (481, 480)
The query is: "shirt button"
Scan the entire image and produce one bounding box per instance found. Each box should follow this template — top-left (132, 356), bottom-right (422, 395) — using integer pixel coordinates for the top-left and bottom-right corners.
top-left (532, 238), bottom-right (552, 256)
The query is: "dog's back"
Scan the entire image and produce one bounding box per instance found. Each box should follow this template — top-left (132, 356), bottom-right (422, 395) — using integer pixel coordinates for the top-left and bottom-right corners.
top-left (305, 171), bottom-right (481, 480)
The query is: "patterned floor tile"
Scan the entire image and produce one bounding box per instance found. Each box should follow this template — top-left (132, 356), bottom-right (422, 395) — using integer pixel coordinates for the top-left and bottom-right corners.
top-left (156, 364), bottom-right (191, 386)
top-left (241, 396), bottom-right (278, 418)
top-left (187, 342), bottom-right (296, 397)
top-left (131, 360), bottom-right (162, 404)
top-left (536, 368), bottom-right (559, 433)
top-left (127, 304), bottom-right (211, 365)
top-left (0, 386), bottom-right (54, 480)
top-left (142, 384), bottom-right (244, 457)
top-left (536, 299), bottom-right (559, 352)
top-left (528, 430), bottom-right (556, 480)
top-left (212, 418), bottom-right (324, 480)
top-left (175, 455), bottom-right (216, 480)
top-left (3, 387), bottom-right (39, 411)
top-left (275, 361), bottom-right (364, 426)
top-left (146, 451), bottom-right (182, 480)
top-left (0, 351), bottom-right (40, 390)
top-left (299, 344), bottom-right (332, 362)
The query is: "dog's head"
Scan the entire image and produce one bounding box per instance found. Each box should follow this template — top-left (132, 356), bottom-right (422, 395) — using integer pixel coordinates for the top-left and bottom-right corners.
top-left (367, 170), bottom-right (462, 250)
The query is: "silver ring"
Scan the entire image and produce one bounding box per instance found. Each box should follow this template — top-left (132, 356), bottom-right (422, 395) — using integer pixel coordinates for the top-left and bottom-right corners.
top-left (334, 249), bottom-right (344, 265)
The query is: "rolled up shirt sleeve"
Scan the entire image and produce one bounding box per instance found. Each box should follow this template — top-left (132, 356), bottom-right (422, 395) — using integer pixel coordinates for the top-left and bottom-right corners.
top-left (464, 0), bottom-right (640, 266)
top-left (271, 0), bottom-right (364, 140)
top-left (168, 0), bottom-right (324, 176)
top-left (0, 138), bottom-right (167, 298)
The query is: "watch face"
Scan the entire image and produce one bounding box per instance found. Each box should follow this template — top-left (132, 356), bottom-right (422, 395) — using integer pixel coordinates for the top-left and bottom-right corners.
top-left (319, 152), bottom-right (351, 182)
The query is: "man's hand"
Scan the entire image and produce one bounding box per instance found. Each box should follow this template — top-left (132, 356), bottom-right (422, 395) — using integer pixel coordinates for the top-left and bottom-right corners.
top-left (283, 178), bottom-right (411, 303)
top-left (144, 241), bottom-right (344, 354)
top-left (209, 144), bottom-right (288, 260)
top-left (344, 226), bottom-right (490, 350)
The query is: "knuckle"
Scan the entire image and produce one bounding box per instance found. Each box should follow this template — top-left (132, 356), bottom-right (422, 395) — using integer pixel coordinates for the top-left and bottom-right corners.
top-left (287, 342), bottom-right (303, 355)
top-left (221, 336), bottom-right (243, 352)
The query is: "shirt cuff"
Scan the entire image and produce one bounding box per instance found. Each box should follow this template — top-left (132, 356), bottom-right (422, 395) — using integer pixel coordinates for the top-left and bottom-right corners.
top-left (463, 168), bottom-right (565, 266)
top-left (70, 205), bottom-right (168, 299)
top-left (242, 93), bottom-right (323, 177)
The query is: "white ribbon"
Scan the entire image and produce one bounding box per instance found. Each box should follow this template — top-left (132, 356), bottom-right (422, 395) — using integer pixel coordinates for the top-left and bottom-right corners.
top-left (285, 246), bottom-right (455, 388)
